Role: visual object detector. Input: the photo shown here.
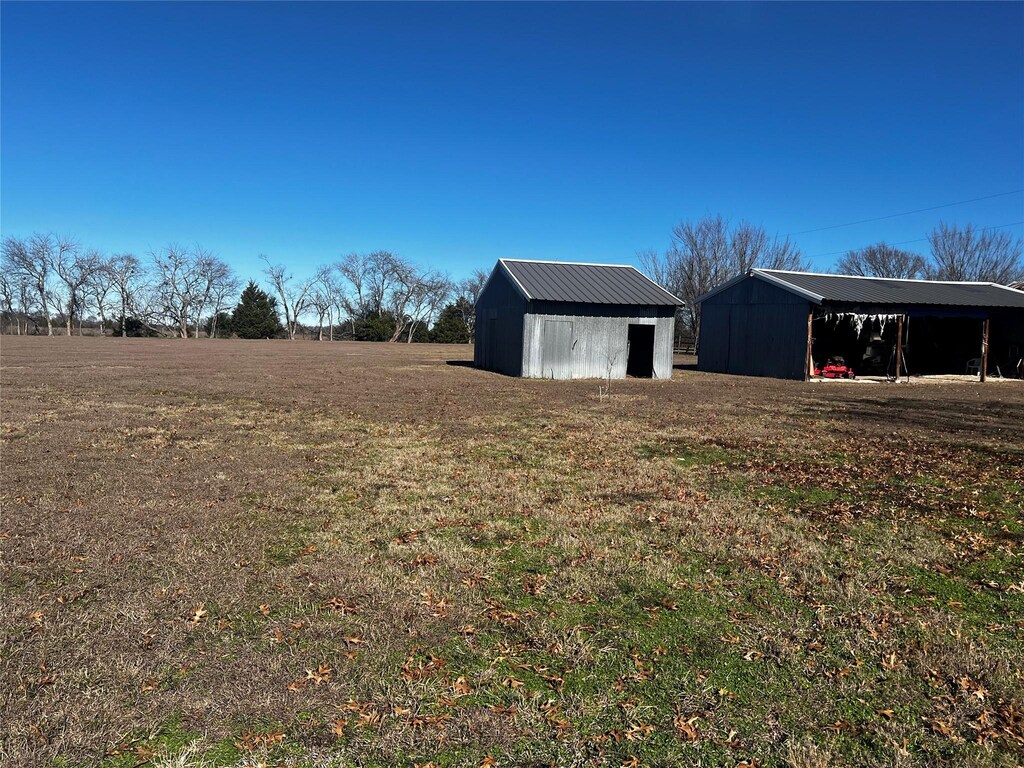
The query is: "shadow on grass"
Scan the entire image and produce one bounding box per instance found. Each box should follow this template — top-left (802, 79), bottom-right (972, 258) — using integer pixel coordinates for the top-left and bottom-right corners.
top-left (809, 396), bottom-right (1024, 445)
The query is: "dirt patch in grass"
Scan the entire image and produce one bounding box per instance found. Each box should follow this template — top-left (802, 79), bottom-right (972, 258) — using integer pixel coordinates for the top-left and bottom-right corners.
top-left (2, 337), bottom-right (1022, 767)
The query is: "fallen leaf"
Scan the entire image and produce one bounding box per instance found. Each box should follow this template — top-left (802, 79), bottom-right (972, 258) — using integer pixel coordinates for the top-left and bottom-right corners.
top-left (673, 714), bottom-right (700, 742)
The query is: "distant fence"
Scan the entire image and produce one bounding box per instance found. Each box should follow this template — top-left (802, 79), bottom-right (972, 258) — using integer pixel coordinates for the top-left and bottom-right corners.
top-left (674, 342), bottom-right (696, 355)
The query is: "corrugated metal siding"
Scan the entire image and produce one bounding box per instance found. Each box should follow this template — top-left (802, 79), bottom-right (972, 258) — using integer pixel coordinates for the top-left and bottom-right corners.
top-left (540, 320), bottom-right (575, 379)
top-left (523, 307), bottom-right (675, 379)
top-left (698, 276), bottom-right (810, 380)
top-left (757, 270), bottom-right (1024, 308)
top-left (474, 267), bottom-right (527, 375)
top-left (502, 260), bottom-right (682, 305)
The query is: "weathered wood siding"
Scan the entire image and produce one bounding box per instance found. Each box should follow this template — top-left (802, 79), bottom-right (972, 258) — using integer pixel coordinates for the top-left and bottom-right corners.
top-left (522, 302), bottom-right (675, 379)
top-left (474, 268), bottom-right (527, 376)
top-left (698, 276), bottom-right (811, 380)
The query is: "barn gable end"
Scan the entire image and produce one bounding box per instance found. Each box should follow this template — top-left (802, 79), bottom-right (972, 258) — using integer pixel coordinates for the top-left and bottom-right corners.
top-left (474, 263), bottom-right (528, 376)
top-left (698, 275), bottom-right (811, 380)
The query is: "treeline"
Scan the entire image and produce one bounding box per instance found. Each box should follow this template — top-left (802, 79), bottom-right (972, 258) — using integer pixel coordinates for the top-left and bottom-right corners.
top-left (641, 216), bottom-right (1023, 345)
top-left (4, 219), bottom-right (1021, 342)
top-left (0, 234), bottom-right (489, 341)
top-left (835, 223), bottom-right (1023, 284)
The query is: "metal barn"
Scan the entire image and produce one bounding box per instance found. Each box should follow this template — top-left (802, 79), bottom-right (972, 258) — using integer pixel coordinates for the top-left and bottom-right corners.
top-left (474, 259), bottom-right (682, 379)
top-left (696, 269), bottom-right (1024, 381)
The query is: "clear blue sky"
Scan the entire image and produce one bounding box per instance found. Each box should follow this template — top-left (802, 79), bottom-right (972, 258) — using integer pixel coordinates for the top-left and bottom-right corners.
top-left (2, 1), bottom-right (1022, 280)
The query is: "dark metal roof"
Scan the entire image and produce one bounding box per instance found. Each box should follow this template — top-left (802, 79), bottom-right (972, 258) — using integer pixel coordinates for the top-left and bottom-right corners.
top-left (498, 259), bottom-right (683, 305)
top-left (758, 270), bottom-right (1024, 307)
top-left (698, 269), bottom-right (1024, 308)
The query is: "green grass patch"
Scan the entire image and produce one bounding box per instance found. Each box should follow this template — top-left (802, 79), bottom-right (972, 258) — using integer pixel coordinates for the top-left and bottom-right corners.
top-left (640, 439), bottom-right (738, 466)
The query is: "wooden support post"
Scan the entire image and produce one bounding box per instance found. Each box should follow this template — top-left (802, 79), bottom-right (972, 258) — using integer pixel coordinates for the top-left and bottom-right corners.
top-left (980, 317), bottom-right (990, 382)
top-left (806, 311), bottom-right (814, 380)
top-left (895, 314), bottom-right (904, 383)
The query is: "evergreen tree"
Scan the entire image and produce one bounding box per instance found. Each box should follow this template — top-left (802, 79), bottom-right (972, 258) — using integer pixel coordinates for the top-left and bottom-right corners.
top-left (204, 311), bottom-right (233, 338)
top-left (230, 282), bottom-right (284, 339)
top-left (409, 321), bottom-right (432, 343)
top-left (111, 315), bottom-right (160, 337)
top-left (431, 299), bottom-right (471, 343)
top-left (354, 311), bottom-right (396, 341)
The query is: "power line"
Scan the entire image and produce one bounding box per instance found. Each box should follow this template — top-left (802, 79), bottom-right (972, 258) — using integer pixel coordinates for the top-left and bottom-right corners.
top-left (786, 189), bottom-right (1024, 237)
top-left (807, 220), bottom-right (1024, 260)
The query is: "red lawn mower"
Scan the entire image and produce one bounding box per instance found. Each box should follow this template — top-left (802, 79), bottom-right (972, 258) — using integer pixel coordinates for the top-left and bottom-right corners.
top-left (814, 356), bottom-right (856, 379)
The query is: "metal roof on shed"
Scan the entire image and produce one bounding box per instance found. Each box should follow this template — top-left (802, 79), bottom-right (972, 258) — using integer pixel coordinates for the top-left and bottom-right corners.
top-left (699, 269), bottom-right (1024, 308)
top-left (498, 259), bottom-right (683, 306)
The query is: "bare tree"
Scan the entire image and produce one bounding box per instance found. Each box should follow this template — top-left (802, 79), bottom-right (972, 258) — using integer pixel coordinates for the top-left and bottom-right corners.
top-left (401, 271), bottom-right (452, 343)
top-left (14, 273), bottom-right (36, 334)
top-left (326, 271), bottom-right (348, 341)
top-left (1, 269), bottom-right (38, 335)
top-left (926, 223), bottom-right (1023, 283)
top-left (52, 241), bottom-right (101, 336)
top-left (598, 351), bottom-right (620, 402)
top-left (107, 253), bottom-right (146, 336)
top-left (152, 245), bottom-right (210, 338)
top-left (639, 215), bottom-right (807, 347)
top-left (2, 233), bottom-right (60, 335)
top-left (205, 265), bottom-right (240, 340)
top-left (312, 265), bottom-right (347, 341)
top-left (384, 255), bottom-right (421, 342)
top-left (336, 252), bottom-right (369, 317)
top-left (308, 283), bottom-right (331, 341)
top-left (457, 268), bottom-right (488, 340)
top-left (836, 243), bottom-right (926, 279)
top-left (15, 268), bottom-right (36, 331)
top-left (335, 250), bottom-right (413, 338)
top-left (0, 271), bottom-right (17, 334)
top-left (332, 251), bottom-right (453, 342)
top-left (190, 251), bottom-right (235, 338)
top-left (460, 269), bottom-right (489, 305)
top-left (378, 254), bottom-right (451, 343)
top-left (261, 256), bottom-right (312, 340)
top-left (366, 250), bottom-right (399, 319)
top-left (334, 252), bottom-right (372, 337)
top-left (325, 269), bottom-right (351, 341)
top-left (636, 247), bottom-right (669, 290)
top-left (730, 222), bottom-right (803, 272)
top-left (335, 250), bottom-right (405, 338)
top-left (656, 216), bottom-right (730, 347)
top-left (87, 255), bottom-right (118, 335)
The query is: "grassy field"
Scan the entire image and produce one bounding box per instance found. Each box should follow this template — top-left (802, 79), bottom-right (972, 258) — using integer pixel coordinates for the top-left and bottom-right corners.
top-left (1, 338), bottom-right (1022, 768)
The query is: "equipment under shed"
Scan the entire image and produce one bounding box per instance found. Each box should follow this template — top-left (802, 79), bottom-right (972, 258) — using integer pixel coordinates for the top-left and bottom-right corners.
top-left (696, 269), bottom-right (1024, 381)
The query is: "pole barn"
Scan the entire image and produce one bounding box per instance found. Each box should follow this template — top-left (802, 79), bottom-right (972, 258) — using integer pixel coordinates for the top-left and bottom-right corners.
top-left (696, 269), bottom-right (1024, 381)
top-left (474, 259), bottom-right (683, 379)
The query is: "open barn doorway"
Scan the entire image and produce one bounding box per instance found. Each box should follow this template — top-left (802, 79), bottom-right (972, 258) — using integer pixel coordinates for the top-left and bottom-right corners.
top-left (810, 312), bottom-right (997, 379)
top-left (626, 324), bottom-right (655, 377)
top-left (902, 316), bottom-right (990, 376)
top-left (811, 313), bottom-right (902, 378)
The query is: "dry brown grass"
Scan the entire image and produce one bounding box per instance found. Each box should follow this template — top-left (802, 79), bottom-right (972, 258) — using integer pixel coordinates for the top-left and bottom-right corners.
top-left (1, 337), bottom-right (1022, 768)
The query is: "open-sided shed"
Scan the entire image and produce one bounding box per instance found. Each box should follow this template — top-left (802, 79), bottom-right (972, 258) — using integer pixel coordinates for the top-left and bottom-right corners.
top-left (696, 269), bottom-right (1024, 380)
top-left (474, 259), bottom-right (682, 379)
